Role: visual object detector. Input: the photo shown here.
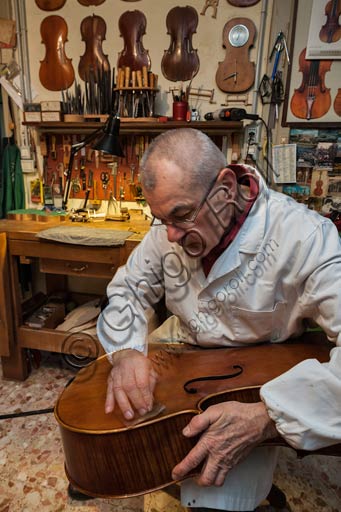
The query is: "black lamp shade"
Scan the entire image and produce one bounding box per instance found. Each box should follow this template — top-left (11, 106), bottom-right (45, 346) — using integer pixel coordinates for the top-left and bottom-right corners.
top-left (93, 115), bottom-right (125, 157)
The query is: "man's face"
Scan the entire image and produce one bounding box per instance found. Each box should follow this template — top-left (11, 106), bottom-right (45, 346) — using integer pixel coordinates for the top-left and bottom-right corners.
top-left (144, 159), bottom-right (235, 258)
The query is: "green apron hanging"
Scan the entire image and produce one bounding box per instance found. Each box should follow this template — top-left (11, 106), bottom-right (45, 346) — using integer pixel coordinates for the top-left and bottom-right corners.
top-left (1, 142), bottom-right (25, 218)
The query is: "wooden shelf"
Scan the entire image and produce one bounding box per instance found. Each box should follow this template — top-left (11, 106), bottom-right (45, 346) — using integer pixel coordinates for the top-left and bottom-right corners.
top-left (23, 120), bottom-right (243, 135)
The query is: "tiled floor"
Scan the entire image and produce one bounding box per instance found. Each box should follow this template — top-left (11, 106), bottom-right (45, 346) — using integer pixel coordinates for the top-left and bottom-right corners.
top-left (0, 352), bottom-right (340, 512)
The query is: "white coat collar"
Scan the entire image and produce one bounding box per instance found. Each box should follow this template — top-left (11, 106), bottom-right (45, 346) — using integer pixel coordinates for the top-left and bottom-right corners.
top-left (205, 168), bottom-right (269, 280)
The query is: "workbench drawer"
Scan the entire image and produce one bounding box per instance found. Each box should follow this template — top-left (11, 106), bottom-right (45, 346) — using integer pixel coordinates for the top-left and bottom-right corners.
top-left (39, 258), bottom-right (117, 278)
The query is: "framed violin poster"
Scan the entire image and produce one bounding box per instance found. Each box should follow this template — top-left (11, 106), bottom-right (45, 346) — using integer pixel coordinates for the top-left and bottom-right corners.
top-left (306, 0), bottom-right (341, 59)
top-left (282, 0), bottom-right (341, 127)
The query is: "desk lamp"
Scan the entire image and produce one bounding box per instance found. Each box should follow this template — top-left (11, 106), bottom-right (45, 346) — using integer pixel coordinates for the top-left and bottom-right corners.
top-left (62, 114), bottom-right (124, 211)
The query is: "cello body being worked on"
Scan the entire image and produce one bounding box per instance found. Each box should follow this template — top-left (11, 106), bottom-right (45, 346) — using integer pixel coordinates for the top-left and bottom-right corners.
top-left (55, 333), bottom-right (341, 498)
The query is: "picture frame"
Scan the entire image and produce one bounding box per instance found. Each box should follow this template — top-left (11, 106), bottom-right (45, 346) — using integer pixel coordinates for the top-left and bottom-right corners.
top-left (306, 0), bottom-right (341, 60)
top-left (282, 0), bottom-right (341, 128)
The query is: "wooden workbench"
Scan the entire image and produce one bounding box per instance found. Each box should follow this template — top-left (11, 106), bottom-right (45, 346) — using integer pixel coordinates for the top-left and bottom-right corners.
top-left (0, 213), bottom-right (150, 380)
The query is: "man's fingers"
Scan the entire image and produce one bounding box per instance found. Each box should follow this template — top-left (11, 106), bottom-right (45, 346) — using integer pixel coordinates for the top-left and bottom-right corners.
top-left (105, 375), bottom-right (115, 414)
top-left (134, 365), bottom-right (155, 412)
top-left (183, 411), bottom-right (213, 437)
top-left (172, 441), bottom-right (207, 480)
top-left (196, 459), bottom-right (229, 487)
top-left (114, 388), bottom-right (135, 420)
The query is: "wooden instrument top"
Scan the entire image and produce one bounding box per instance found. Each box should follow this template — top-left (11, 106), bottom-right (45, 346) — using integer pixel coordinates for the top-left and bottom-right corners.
top-left (55, 334), bottom-right (332, 433)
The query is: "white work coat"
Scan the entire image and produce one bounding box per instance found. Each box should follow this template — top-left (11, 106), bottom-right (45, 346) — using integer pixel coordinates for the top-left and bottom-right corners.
top-left (97, 170), bottom-right (341, 510)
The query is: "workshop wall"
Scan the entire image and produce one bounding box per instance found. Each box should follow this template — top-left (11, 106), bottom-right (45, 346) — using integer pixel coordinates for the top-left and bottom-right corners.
top-left (26, 0), bottom-right (275, 120)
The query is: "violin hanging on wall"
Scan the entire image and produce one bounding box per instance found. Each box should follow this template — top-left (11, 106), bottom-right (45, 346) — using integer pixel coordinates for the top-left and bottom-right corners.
top-left (39, 15), bottom-right (75, 91)
top-left (215, 17), bottom-right (256, 93)
top-left (117, 10), bottom-right (151, 71)
top-left (35, 0), bottom-right (67, 10)
top-left (290, 48), bottom-right (332, 120)
top-left (161, 6), bottom-right (200, 82)
top-left (226, 0), bottom-right (261, 6)
top-left (78, 15), bottom-right (110, 82)
top-left (77, 0), bottom-right (106, 6)
top-left (319, 0), bottom-right (341, 44)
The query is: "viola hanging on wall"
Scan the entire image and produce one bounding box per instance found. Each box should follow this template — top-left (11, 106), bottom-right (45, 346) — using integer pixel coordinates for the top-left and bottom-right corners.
top-left (77, 0), bottom-right (106, 6)
top-left (117, 10), bottom-right (151, 71)
top-left (78, 15), bottom-right (110, 82)
top-left (215, 17), bottom-right (256, 93)
top-left (35, 0), bottom-right (67, 10)
top-left (161, 6), bottom-right (200, 82)
top-left (226, 0), bottom-right (261, 6)
top-left (39, 15), bottom-right (75, 91)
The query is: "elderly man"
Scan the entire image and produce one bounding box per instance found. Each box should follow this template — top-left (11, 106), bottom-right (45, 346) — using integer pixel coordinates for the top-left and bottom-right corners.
top-left (97, 128), bottom-right (341, 512)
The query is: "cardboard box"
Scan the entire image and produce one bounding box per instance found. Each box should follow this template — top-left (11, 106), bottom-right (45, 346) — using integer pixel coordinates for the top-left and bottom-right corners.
top-left (24, 111), bottom-right (42, 123)
top-left (41, 100), bottom-right (62, 112)
top-left (41, 111), bottom-right (62, 122)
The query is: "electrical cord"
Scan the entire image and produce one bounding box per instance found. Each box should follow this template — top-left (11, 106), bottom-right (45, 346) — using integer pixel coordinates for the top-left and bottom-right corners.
top-left (0, 407), bottom-right (54, 420)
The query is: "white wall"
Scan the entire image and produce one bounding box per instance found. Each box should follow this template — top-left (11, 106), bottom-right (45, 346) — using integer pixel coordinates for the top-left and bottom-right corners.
top-left (26, 0), bottom-right (274, 119)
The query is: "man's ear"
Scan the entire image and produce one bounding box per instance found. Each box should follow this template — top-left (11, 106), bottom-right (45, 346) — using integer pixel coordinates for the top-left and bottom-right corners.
top-left (218, 168), bottom-right (237, 197)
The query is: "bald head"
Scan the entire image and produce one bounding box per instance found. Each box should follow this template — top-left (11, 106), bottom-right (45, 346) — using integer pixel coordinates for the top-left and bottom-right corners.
top-left (140, 128), bottom-right (226, 193)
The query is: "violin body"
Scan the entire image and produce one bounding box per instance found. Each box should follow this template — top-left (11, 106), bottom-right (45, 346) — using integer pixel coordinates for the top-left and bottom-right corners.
top-left (290, 48), bottom-right (332, 120)
top-left (78, 15), bottom-right (110, 82)
top-left (35, 0), bottom-right (66, 10)
top-left (161, 6), bottom-right (200, 82)
top-left (215, 17), bottom-right (256, 93)
top-left (39, 15), bottom-right (75, 91)
top-left (117, 10), bottom-right (150, 71)
top-left (55, 334), bottom-right (340, 498)
top-left (319, 0), bottom-right (341, 44)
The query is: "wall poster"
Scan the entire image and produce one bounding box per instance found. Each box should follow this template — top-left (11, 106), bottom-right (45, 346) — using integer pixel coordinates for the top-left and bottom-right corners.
top-left (282, 0), bottom-right (341, 127)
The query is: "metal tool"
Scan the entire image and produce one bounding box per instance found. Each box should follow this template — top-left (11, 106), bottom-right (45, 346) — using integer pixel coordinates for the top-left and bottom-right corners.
top-left (269, 31), bottom-right (290, 81)
top-left (100, 171), bottom-right (109, 191)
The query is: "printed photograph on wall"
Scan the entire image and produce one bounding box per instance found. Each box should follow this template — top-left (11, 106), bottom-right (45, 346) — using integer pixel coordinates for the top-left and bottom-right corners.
top-left (282, 0), bottom-right (341, 127)
top-left (306, 0), bottom-right (341, 59)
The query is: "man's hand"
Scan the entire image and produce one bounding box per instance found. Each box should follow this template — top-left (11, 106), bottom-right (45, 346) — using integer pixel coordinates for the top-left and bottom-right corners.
top-left (172, 401), bottom-right (278, 487)
top-left (105, 349), bottom-right (158, 420)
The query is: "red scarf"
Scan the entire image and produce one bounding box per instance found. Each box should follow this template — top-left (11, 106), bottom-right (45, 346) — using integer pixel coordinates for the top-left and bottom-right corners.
top-left (202, 165), bottom-right (259, 277)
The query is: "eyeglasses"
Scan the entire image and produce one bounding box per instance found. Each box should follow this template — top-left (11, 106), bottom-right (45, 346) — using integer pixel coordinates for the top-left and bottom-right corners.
top-left (151, 173), bottom-right (220, 229)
